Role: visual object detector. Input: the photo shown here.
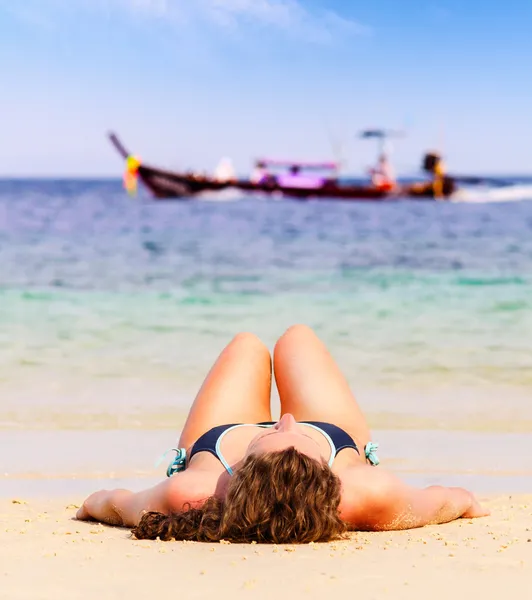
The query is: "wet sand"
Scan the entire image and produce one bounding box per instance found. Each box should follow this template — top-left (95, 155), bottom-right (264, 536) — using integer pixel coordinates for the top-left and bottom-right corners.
top-left (1, 496), bottom-right (531, 600)
top-left (3, 428), bottom-right (532, 498)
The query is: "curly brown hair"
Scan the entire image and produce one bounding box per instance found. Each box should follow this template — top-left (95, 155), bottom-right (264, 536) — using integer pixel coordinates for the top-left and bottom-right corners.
top-left (132, 447), bottom-right (347, 543)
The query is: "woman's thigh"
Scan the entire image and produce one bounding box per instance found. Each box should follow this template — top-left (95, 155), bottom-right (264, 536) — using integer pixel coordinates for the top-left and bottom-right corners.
top-left (273, 325), bottom-right (371, 450)
top-left (178, 333), bottom-right (272, 449)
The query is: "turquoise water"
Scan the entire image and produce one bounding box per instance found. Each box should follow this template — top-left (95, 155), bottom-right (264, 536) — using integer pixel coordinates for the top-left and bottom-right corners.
top-left (1, 180), bottom-right (532, 432)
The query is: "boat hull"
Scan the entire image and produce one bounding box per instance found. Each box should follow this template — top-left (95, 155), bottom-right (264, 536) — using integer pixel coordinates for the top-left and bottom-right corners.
top-left (138, 166), bottom-right (231, 199)
top-left (138, 165), bottom-right (450, 201)
top-left (109, 132), bottom-right (454, 201)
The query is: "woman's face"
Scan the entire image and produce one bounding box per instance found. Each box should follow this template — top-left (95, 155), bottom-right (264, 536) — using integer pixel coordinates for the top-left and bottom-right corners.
top-left (245, 413), bottom-right (324, 461)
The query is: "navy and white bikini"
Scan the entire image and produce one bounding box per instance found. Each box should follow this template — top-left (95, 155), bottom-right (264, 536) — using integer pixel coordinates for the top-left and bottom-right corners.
top-left (165, 421), bottom-right (380, 477)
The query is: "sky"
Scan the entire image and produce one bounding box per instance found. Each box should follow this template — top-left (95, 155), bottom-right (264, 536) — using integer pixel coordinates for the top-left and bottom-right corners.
top-left (1, 0), bottom-right (531, 176)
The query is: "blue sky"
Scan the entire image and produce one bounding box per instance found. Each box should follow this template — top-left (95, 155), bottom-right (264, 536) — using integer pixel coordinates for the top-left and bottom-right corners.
top-left (1, 0), bottom-right (531, 176)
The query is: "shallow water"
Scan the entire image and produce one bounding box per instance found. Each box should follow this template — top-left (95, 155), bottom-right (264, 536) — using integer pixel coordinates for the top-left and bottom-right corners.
top-left (1, 180), bottom-right (532, 433)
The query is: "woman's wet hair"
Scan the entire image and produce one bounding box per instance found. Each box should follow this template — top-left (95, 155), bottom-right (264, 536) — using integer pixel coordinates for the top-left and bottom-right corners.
top-left (132, 447), bottom-right (347, 544)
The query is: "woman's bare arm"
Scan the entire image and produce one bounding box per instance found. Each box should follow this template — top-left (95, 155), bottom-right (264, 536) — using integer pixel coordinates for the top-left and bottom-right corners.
top-left (370, 484), bottom-right (490, 531)
top-left (76, 472), bottom-right (211, 527)
top-left (76, 483), bottom-right (168, 527)
top-left (342, 468), bottom-right (490, 531)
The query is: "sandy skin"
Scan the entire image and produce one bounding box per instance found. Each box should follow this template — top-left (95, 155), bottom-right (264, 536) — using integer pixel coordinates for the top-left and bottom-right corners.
top-left (2, 495), bottom-right (531, 600)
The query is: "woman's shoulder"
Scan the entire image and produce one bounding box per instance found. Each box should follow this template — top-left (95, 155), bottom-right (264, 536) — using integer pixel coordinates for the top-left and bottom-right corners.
top-left (337, 465), bottom-right (404, 528)
top-left (164, 468), bottom-right (224, 512)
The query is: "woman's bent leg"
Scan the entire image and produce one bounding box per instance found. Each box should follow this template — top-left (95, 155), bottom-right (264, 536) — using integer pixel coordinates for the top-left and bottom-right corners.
top-left (273, 325), bottom-right (371, 451)
top-left (178, 333), bottom-right (272, 449)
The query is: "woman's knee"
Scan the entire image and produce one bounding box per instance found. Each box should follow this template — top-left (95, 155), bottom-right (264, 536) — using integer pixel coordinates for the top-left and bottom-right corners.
top-left (279, 323), bottom-right (317, 344)
top-left (230, 332), bottom-right (270, 359)
top-left (274, 324), bottom-right (317, 358)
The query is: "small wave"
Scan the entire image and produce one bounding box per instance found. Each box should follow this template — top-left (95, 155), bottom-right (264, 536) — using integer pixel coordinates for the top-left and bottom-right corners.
top-left (452, 184), bottom-right (532, 203)
top-left (197, 188), bottom-right (246, 202)
top-left (491, 301), bottom-right (529, 312)
top-left (179, 295), bottom-right (216, 306)
top-left (455, 276), bottom-right (527, 286)
top-left (21, 290), bottom-right (57, 301)
top-left (142, 240), bottom-right (165, 255)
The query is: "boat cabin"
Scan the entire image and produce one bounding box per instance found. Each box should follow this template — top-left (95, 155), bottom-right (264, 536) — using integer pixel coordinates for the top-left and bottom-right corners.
top-left (251, 158), bottom-right (339, 189)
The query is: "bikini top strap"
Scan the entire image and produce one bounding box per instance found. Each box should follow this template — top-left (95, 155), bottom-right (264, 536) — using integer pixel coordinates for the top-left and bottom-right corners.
top-left (216, 422), bottom-right (338, 475)
top-left (215, 423), bottom-right (274, 475)
top-left (300, 422), bottom-right (336, 466)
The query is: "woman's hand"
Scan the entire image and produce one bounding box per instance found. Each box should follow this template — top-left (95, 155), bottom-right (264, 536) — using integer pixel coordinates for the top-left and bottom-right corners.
top-left (404, 485), bottom-right (490, 526)
top-left (461, 493), bottom-right (491, 518)
top-left (76, 490), bottom-right (125, 525)
top-left (75, 502), bottom-right (92, 521)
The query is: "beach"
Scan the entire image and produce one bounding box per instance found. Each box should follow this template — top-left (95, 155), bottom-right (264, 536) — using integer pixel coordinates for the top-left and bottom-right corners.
top-left (2, 427), bottom-right (532, 599)
top-left (3, 0), bottom-right (532, 593)
top-left (1, 181), bottom-right (532, 597)
top-left (2, 495), bottom-right (532, 600)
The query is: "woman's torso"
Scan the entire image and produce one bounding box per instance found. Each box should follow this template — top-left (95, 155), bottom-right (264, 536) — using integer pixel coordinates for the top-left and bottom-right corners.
top-left (164, 422), bottom-right (383, 527)
top-left (183, 423), bottom-right (364, 495)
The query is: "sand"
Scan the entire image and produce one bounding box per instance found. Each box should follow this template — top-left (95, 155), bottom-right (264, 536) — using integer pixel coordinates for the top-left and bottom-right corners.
top-left (1, 496), bottom-right (531, 600)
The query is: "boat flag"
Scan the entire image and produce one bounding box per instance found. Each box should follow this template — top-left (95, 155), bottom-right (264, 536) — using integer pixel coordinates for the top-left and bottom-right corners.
top-left (124, 155), bottom-right (141, 196)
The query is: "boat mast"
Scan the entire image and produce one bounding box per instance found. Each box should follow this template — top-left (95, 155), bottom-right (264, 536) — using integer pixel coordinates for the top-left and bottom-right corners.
top-left (358, 128), bottom-right (404, 166)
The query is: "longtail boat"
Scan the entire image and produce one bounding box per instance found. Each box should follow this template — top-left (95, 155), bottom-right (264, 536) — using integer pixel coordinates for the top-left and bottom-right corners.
top-left (108, 132), bottom-right (456, 201)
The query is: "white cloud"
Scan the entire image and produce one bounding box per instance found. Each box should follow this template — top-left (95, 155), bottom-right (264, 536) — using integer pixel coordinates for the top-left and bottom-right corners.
top-left (203, 0), bottom-right (300, 28)
top-left (322, 11), bottom-right (372, 36)
top-left (101, 0), bottom-right (372, 41)
top-left (1, 0), bottom-right (372, 42)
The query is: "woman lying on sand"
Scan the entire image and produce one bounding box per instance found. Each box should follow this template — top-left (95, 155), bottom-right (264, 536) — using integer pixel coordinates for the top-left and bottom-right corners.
top-left (77, 325), bottom-right (489, 543)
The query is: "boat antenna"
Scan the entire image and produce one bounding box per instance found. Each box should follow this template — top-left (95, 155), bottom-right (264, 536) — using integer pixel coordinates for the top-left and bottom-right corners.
top-left (358, 128), bottom-right (406, 170)
top-left (319, 113), bottom-right (348, 177)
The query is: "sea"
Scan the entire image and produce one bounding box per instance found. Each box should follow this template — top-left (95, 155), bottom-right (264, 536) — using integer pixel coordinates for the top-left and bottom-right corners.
top-left (1, 178), bottom-right (532, 495)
